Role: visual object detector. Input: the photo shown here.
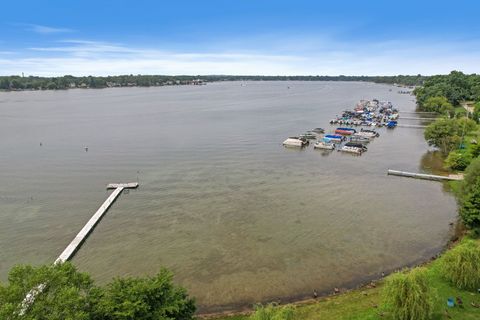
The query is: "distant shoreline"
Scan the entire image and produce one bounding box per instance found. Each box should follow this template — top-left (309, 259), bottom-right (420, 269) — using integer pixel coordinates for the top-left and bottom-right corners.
top-left (0, 75), bottom-right (424, 92)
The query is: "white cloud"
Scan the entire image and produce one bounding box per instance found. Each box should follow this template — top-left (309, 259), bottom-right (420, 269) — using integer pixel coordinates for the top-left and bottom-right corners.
top-left (2, 39), bottom-right (480, 76)
top-left (27, 24), bottom-right (73, 34)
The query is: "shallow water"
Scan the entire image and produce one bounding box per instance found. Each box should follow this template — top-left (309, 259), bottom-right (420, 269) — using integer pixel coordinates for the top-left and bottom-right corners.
top-left (0, 81), bottom-right (457, 312)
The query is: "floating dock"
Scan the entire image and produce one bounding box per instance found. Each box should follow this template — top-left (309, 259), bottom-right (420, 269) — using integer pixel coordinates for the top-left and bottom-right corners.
top-left (397, 124), bottom-right (427, 129)
top-left (399, 116), bottom-right (437, 121)
top-left (55, 182), bottom-right (138, 264)
top-left (387, 169), bottom-right (463, 181)
top-left (20, 182), bottom-right (139, 315)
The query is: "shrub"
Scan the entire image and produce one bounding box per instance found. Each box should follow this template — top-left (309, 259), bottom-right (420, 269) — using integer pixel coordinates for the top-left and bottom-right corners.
top-left (459, 157), bottom-right (480, 230)
top-left (440, 240), bottom-right (480, 290)
top-left (383, 268), bottom-right (435, 320)
top-left (250, 304), bottom-right (294, 320)
top-left (445, 151), bottom-right (472, 171)
top-left (470, 143), bottom-right (480, 158)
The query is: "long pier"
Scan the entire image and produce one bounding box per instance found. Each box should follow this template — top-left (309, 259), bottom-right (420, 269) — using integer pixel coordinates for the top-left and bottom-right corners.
top-left (19, 182), bottom-right (139, 315)
top-left (400, 116), bottom-right (437, 121)
top-left (397, 124), bottom-right (427, 129)
top-left (55, 182), bottom-right (138, 264)
top-left (387, 169), bottom-right (463, 181)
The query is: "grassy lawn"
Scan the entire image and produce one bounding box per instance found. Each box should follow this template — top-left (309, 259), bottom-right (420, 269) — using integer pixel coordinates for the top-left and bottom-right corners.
top-left (208, 238), bottom-right (480, 320)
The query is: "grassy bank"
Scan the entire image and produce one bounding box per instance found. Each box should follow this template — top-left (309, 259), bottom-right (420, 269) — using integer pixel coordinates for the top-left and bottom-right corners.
top-left (209, 237), bottom-right (480, 320)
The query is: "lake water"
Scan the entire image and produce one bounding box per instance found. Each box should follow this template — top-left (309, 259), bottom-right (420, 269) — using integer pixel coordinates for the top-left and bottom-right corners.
top-left (0, 81), bottom-right (457, 312)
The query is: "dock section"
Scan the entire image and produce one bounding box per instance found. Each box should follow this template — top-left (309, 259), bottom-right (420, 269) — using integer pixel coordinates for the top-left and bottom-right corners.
top-left (55, 182), bottom-right (138, 264)
top-left (387, 169), bottom-right (463, 181)
top-left (20, 182), bottom-right (139, 315)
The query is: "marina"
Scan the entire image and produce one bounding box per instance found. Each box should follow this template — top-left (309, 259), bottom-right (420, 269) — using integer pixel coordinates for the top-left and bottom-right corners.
top-left (283, 98), bottom-right (393, 155)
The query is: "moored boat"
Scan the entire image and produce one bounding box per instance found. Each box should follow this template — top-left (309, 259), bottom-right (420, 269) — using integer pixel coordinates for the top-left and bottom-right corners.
top-left (312, 127), bottom-right (325, 133)
top-left (283, 137), bottom-right (308, 147)
top-left (345, 142), bottom-right (367, 152)
top-left (299, 131), bottom-right (317, 140)
top-left (335, 127), bottom-right (356, 135)
top-left (387, 120), bottom-right (397, 128)
top-left (314, 140), bottom-right (335, 150)
top-left (350, 135), bottom-right (370, 144)
top-left (324, 134), bottom-right (344, 143)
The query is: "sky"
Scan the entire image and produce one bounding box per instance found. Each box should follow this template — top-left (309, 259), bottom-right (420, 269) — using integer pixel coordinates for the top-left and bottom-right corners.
top-left (0, 0), bottom-right (479, 76)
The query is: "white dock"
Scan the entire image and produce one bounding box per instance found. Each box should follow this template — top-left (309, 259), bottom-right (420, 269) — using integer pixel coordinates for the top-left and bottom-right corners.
top-left (387, 169), bottom-right (463, 181)
top-left (400, 116), bottom-right (437, 121)
top-left (397, 124), bottom-right (427, 129)
top-left (20, 182), bottom-right (139, 315)
top-left (55, 182), bottom-right (138, 264)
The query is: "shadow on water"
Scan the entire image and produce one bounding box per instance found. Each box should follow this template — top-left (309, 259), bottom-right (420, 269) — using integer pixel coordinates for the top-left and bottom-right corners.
top-left (420, 151), bottom-right (448, 175)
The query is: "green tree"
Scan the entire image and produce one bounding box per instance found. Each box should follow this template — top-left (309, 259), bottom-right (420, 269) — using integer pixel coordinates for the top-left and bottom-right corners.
top-left (0, 263), bottom-right (94, 320)
top-left (424, 118), bottom-right (461, 155)
top-left (383, 268), bottom-right (435, 320)
top-left (473, 102), bottom-right (480, 123)
top-left (441, 240), bottom-right (480, 290)
top-left (0, 264), bottom-right (195, 320)
top-left (459, 158), bottom-right (480, 231)
top-left (91, 268), bottom-right (195, 320)
top-left (250, 304), bottom-right (294, 320)
top-left (423, 96), bottom-right (454, 116)
top-left (445, 151), bottom-right (472, 171)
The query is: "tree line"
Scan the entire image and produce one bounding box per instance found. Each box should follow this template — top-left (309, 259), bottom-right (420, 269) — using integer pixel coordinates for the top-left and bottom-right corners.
top-left (0, 74), bottom-right (427, 90)
top-left (417, 71), bottom-right (480, 234)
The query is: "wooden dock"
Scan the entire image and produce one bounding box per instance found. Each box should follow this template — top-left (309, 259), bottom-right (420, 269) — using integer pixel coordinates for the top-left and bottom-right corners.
top-left (400, 116), bottom-right (437, 121)
top-left (387, 169), bottom-right (463, 181)
top-left (55, 182), bottom-right (138, 264)
top-left (397, 124), bottom-right (427, 129)
top-left (19, 182), bottom-right (139, 315)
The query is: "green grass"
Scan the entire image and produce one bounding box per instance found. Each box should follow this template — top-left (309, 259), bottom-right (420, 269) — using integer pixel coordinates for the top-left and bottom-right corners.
top-left (208, 238), bottom-right (480, 320)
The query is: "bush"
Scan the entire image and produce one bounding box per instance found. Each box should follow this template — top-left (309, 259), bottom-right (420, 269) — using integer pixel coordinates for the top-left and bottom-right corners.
top-left (440, 240), bottom-right (480, 290)
top-left (459, 157), bottom-right (480, 230)
top-left (383, 268), bottom-right (435, 320)
top-left (459, 180), bottom-right (480, 231)
top-left (250, 304), bottom-right (294, 320)
top-left (0, 264), bottom-right (195, 320)
top-left (471, 143), bottom-right (480, 158)
top-left (463, 157), bottom-right (480, 190)
top-left (445, 151), bottom-right (472, 170)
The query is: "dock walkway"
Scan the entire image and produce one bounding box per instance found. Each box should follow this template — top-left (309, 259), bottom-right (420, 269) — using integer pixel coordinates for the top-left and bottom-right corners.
top-left (387, 169), bottom-right (463, 181)
top-left (55, 182), bottom-right (138, 264)
top-left (19, 182), bottom-right (139, 315)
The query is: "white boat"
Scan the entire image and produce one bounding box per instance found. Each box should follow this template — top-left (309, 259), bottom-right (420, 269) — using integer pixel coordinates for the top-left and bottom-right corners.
top-left (350, 135), bottom-right (370, 144)
top-left (283, 137), bottom-right (308, 147)
top-left (354, 131), bottom-right (377, 138)
top-left (340, 145), bottom-right (363, 154)
top-left (314, 141), bottom-right (335, 150)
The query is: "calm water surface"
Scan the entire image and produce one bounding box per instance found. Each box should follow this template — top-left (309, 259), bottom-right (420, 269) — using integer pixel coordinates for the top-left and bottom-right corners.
top-left (0, 82), bottom-right (457, 312)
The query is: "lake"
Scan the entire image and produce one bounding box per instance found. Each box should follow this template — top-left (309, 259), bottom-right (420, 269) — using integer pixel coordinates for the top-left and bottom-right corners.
top-left (0, 81), bottom-right (457, 312)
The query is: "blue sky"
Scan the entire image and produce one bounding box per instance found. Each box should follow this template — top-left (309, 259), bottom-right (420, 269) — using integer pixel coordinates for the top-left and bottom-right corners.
top-left (1, 0), bottom-right (479, 76)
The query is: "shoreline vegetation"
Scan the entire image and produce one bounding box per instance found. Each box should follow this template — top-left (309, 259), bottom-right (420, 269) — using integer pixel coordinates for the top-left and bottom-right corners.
top-left (0, 74), bottom-right (426, 91)
top-left (1, 71), bottom-right (480, 320)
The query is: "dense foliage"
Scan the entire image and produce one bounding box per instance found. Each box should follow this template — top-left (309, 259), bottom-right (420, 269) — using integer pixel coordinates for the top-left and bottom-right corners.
top-left (414, 71), bottom-right (480, 108)
top-left (440, 240), bottom-right (480, 290)
top-left (421, 96), bottom-right (454, 116)
top-left (459, 157), bottom-right (480, 231)
top-left (0, 74), bottom-right (426, 91)
top-left (383, 268), bottom-right (435, 320)
top-left (423, 118), bottom-right (476, 155)
top-left (0, 263), bottom-right (195, 320)
top-left (249, 304), bottom-right (294, 320)
top-left (445, 151), bottom-right (472, 170)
